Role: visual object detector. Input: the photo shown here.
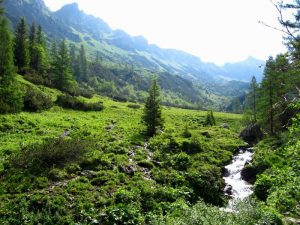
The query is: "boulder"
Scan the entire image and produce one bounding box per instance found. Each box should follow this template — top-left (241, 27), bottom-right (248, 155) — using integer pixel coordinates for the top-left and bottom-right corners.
top-left (239, 123), bottom-right (263, 145)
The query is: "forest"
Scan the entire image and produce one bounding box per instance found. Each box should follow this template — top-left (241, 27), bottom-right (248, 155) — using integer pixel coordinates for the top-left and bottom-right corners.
top-left (0, 0), bottom-right (300, 224)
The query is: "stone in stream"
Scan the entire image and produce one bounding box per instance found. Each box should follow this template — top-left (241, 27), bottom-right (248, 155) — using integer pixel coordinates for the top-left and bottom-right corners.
top-left (224, 185), bottom-right (233, 196)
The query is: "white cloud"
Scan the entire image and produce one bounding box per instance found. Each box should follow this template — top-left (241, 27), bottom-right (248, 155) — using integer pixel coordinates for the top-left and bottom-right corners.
top-left (44, 0), bottom-right (287, 65)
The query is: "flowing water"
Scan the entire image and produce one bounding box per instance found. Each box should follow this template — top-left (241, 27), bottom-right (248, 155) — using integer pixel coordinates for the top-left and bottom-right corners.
top-left (223, 148), bottom-right (254, 207)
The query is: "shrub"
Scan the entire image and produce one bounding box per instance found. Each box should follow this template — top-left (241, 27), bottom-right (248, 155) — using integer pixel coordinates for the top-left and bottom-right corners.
top-left (182, 125), bottom-right (192, 138)
top-left (74, 86), bottom-right (94, 98)
top-left (23, 89), bottom-right (53, 112)
top-left (56, 94), bottom-right (104, 111)
top-left (172, 152), bottom-right (190, 171)
top-left (127, 104), bottom-right (141, 109)
top-left (11, 138), bottom-right (90, 169)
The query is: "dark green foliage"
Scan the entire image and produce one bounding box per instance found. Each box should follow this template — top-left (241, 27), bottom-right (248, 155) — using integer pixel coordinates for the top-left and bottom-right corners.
top-left (53, 40), bottom-right (77, 93)
top-left (23, 88), bottom-right (53, 112)
top-left (56, 94), bottom-right (104, 111)
top-left (0, 0), bottom-right (3, 15)
top-left (127, 103), bottom-right (141, 109)
top-left (11, 138), bottom-right (90, 169)
top-left (0, 16), bottom-right (23, 113)
top-left (29, 23), bottom-right (49, 75)
top-left (204, 110), bottom-right (216, 126)
top-left (78, 44), bottom-right (88, 82)
top-left (14, 17), bottom-right (30, 74)
top-left (182, 124), bottom-right (192, 138)
top-left (142, 77), bottom-right (163, 136)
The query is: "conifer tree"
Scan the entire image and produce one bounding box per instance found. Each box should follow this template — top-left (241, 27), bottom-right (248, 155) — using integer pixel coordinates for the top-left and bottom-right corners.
top-left (142, 77), bottom-right (163, 136)
top-left (246, 76), bottom-right (258, 123)
top-left (53, 40), bottom-right (76, 93)
top-left (14, 17), bottom-right (29, 74)
top-left (79, 44), bottom-right (88, 82)
top-left (0, 3), bottom-right (23, 113)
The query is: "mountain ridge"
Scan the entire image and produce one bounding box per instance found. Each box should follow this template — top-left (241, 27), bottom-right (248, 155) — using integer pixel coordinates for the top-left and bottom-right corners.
top-left (3, 0), bottom-right (265, 109)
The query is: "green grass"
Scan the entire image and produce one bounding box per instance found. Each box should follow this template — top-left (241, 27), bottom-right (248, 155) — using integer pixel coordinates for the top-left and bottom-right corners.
top-left (0, 79), bottom-right (255, 224)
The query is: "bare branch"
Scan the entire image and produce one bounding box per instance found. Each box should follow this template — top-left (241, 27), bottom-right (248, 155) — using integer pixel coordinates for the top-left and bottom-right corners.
top-left (269, 0), bottom-right (297, 39)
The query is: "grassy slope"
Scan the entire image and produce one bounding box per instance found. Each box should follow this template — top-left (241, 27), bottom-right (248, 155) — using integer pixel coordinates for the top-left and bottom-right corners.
top-left (0, 77), bottom-right (252, 224)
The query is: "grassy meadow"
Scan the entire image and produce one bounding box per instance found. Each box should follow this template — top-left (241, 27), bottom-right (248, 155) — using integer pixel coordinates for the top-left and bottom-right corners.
top-left (2, 77), bottom-right (279, 224)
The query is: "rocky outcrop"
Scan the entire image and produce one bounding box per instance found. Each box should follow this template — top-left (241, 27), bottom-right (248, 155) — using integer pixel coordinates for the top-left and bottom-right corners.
top-left (239, 123), bottom-right (263, 145)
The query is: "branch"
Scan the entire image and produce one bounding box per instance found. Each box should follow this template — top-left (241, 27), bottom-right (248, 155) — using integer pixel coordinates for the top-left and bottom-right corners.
top-left (269, 0), bottom-right (297, 39)
top-left (259, 20), bottom-right (292, 36)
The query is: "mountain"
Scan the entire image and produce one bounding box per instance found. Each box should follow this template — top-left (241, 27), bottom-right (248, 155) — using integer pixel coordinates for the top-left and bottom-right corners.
top-left (3, 0), bottom-right (264, 109)
top-left (221, 57), bottom-right (265, 81)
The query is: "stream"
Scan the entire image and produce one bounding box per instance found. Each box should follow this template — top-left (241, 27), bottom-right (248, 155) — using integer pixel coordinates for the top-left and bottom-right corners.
top-left (223, 148), bottom-right (254, 207)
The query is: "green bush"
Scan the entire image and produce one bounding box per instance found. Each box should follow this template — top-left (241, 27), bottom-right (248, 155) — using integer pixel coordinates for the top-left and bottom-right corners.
top-left (172, 152), bottom-right (190, 171)
top-left (127, 104), bottom-right (141, 109)
top-left (56, 94), bottom-right (104, 111)
top-left (23, 89), bottom-right (53, 112)
top-left (11, 138), bottom-right (90, 169)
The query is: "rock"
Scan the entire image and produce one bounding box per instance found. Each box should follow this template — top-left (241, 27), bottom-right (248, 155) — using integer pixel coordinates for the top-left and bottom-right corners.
top-left (224, 185), bottom-right (233, 195)
top-left (118, 165), bottom-right (136, 176)
top-left (222, 167), bottom-right (230, 177)
top-left (239, 123), bottom-right (263, 145)
top-left (221, 123), bottom-right (230, 129)
top-left (201, 131), bottom-right (211, 138)
top-left (241, 165), bottom-right (256, 184)
top-left (283, 217), bottom-right (300, 225)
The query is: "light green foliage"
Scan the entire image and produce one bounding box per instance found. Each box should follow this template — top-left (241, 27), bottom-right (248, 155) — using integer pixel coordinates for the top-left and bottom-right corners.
top-left (252, 112), bottom-right (300, 218)
top-left (0, 79), bottom-right (247, 224)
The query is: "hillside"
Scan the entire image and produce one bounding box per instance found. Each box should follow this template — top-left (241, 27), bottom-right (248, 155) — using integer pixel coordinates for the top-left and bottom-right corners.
top-left (3, 0), bottom-right (265, 110)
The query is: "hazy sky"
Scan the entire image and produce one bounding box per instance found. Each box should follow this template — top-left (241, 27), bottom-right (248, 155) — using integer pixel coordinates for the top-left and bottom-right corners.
top-left (44, 0), bottom-right (287, 65)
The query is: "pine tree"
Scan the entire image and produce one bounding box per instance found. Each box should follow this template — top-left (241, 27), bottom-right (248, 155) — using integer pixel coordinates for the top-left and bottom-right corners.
top-left (14, 17), bottom-right (29, 74)
top-left (53, 40), bottom-right (77, 93)
top-left (204, 110), bottom-right (216, 126)
top-left (142, 77), bottom-right (163, 136)
top-left (79, 44), bottom-right (88, 82)
top-left (0, 4), bottom-right (23, 113)
top-left (0, 0), bottom-right (3, 15)
top-left (29, 22), bottom-right (37, 70)
top-left (246, 76), bottom-right (258, 123)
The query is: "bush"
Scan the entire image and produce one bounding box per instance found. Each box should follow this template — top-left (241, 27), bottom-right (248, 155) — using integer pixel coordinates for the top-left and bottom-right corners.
top-left (74, 86), bottom-right (94, 98)
top-left (11, 138), bottom-right (90, 169)
top-left (55, 94), bottom-right (104, 111)
top-left (172, 152), bottom-right (190, 171)
top-left (182, 125), bottom-right (192, 138)
top-left (23, 89), bottom-right (53, 112)
top-left (127, 104), bottom-right (141, 109)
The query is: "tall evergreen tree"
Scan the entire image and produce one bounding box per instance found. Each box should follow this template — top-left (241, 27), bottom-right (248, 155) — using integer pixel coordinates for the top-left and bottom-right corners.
top-left (79, 44), bottom-right (88, 82)
top-left (247, 76), bottom-right (258, 123)
top-left (0, 3), bottom-right (23, 113)
top-left (53, 40), bottom-right (76, 93)
top-left (29, 22), bottom-right (37, 70)
top-left (14, 17), bottom-right (29, 74)
top-left (0, 0), bottom-right (3, 15)
top-left (142, 77), bottom-right (163, 136)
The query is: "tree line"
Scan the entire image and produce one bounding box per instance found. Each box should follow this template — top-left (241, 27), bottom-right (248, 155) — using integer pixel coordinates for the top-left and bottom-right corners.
top-left (244, 1), bottom-right (300, 135)
top-left (0, 1), bottom-right (89, 113)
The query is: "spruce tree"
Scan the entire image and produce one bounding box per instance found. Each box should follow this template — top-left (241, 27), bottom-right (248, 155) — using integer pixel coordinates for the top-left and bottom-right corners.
top-left (53, 40), bottom-right (76, 93)
top-left (246, 76), bottom-right (258, 123)
top-left (0, 5), bottom-right (23, 113)
top-left (79, 44), bottom-right (88, 82)
top-left (14, 17), bottom-right (29, 74)
top-left (142, 77), bottom-right (163, 136)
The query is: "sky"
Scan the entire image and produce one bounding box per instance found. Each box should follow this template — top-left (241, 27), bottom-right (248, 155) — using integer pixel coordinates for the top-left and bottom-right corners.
top-left (43, 0), bottom-right (287, 65)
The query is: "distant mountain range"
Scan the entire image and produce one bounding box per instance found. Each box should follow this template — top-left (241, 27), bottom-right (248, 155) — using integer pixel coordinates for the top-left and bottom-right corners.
top-left (3, 0), bottom-right (266, 109)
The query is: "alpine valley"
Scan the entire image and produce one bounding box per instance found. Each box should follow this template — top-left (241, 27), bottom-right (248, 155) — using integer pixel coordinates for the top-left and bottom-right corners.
top-left (4, 0), bottom-right (264, 110)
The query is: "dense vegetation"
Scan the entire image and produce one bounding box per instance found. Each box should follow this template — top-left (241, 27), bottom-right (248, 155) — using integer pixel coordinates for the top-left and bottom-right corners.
top-left (0, 0), bottom-right (299, 224)
top-left (238, 2), bottom-right (300, 222)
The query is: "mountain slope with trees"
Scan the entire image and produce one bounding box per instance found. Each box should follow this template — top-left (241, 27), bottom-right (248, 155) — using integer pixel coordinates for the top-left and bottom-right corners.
top-left (3, 0), bottom-right (264, 110)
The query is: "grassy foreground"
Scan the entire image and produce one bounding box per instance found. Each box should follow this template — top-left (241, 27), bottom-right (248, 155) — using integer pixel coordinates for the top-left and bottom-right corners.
top-left (0, 82), bottom-right (282, 224)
